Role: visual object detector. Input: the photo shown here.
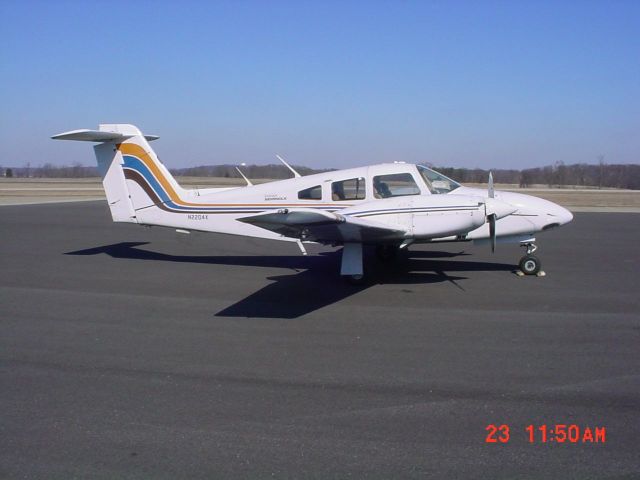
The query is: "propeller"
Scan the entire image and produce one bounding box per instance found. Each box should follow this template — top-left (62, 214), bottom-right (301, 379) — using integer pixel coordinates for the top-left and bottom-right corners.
top-left (488, 171), bottom-right (495, 199)
top-left (483, 175), bottom-right (516, 251)
top-left (487, 172), bottom-right (496, 252)
top-left (488, 212), bottom-right (496, 252)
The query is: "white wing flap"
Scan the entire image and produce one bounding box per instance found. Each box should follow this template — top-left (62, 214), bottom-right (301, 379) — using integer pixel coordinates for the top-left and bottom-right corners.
top-left (238, 208), bottom-right (406, 243)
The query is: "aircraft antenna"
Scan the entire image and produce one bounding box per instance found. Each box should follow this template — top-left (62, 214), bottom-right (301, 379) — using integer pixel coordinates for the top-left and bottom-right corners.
top-left (276, 154), bottom-right (301, 178)
top-left (235, 166), bottom-right (253, 186)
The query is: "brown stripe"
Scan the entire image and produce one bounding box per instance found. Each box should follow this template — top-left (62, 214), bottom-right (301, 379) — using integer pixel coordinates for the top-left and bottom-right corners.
top-left (123, 168), bottom-right (262, 215)
top-left (123, 168), bottom-right (172, 212)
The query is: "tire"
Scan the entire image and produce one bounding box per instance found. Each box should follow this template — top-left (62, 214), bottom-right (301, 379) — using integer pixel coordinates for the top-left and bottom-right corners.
top-left (375, 245), bottom-right (399, 262)
top-left (519, 255), bottom-right (541, 275)
top-left (345, 274), bottom-right (366, 285)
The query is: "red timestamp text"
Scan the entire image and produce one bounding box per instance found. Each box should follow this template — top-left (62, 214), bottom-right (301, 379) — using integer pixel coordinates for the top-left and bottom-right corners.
top-left (485, 424), bottom-right (606, 444)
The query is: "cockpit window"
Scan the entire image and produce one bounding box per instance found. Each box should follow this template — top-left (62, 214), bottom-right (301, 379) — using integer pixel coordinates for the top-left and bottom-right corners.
top-left (417, 165), bottom-right (461, 194)
top-left (331, 177), bottom-right (366, 201)
top-left (373, 173), bottom-right (421, 198)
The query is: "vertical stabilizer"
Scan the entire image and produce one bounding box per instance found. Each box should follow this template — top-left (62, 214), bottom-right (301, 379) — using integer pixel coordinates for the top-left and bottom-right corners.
top-left (52, 123), bottom-right (178, 224)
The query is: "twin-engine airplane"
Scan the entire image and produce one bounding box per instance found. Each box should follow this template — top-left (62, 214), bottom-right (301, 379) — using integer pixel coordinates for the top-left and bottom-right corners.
top-left (53, 124), bottom-right (573, 283)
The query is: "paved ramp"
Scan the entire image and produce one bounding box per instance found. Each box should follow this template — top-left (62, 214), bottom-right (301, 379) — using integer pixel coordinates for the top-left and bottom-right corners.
top-left (1, 202), bottom-right (639, 478)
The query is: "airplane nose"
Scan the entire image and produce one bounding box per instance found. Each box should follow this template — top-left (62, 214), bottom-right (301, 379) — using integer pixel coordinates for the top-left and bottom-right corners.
top-left (540, 201), bottom-right (573, 230)
top-left (554, 204), bottom-right (574, 225)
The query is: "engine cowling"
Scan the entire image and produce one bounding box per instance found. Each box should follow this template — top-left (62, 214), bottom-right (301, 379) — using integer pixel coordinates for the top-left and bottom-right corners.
top-left (410, 194), bottom-right (487, 238)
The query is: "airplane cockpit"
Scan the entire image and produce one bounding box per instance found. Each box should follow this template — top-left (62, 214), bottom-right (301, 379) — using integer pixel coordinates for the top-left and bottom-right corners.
top-left (363, 164), bottom-right (462, 199)
top-left (416, 165), bottom-right (461, 194)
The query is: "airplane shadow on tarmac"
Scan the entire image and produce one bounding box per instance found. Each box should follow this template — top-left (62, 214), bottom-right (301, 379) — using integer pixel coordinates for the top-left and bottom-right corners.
top-left (66, 242), bottom-right (515, 319)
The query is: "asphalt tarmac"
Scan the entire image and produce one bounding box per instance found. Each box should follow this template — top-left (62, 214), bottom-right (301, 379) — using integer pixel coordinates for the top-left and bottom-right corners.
top-left (1, 201), bottom-right (639, 479)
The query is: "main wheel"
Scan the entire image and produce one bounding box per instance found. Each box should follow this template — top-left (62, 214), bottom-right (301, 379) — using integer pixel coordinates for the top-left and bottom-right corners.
top-left (519, 255), bottom-right (541, 275)
top-left (375, 245), bottom-right (399, 262)
top-left (346, 274), bottom-right (366, 285)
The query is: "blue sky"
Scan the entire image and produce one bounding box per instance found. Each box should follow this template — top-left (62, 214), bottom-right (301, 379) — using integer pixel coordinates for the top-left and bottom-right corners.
top-left (1, 0), bottom-right (638, 169)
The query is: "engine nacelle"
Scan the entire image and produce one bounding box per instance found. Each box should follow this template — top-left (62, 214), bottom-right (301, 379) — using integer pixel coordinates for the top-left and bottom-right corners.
top-left (410, 194), bottom-right (486, 238)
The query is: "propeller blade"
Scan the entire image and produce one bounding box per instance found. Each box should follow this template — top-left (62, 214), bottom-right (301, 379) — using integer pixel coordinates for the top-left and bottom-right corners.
top-left (489, 213), bottom-right (496, 253)
top-left (488, 171), bottom-right (494, 199)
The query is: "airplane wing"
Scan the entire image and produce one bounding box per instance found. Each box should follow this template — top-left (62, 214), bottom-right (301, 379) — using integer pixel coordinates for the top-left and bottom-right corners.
top-left (238, 208), bottom-right (406, 243)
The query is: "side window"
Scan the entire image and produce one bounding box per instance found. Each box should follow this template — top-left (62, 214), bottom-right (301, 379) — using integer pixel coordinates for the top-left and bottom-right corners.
top-left (331, 177), bottom-right (366, 201)
top-left (298, 185), bottom-right (322, 200)
top-left (373, 173), bottom-right (420, 198)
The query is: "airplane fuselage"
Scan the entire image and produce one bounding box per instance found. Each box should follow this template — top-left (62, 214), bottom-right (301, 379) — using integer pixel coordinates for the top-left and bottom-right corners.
top-left (130, 162), bottom-right (572, 247)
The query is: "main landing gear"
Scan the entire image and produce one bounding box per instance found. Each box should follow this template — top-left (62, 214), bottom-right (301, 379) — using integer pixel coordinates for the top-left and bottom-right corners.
top-left (518, 241), bottom-right (542, 275)
top-left (375, 244), bottom-right (399, 262)
top-left (343, 243), bottom-right (406, 284)
top-left (341, 243), bottom-right (366, 285)
top-left (346, 273), bottom-right (366, 285)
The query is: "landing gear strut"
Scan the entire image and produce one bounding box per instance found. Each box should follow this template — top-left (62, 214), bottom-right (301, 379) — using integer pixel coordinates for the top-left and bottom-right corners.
top-left (519, 241), bottom-right (541, 275)
top-left (341, 243), bottom-right (366, 284)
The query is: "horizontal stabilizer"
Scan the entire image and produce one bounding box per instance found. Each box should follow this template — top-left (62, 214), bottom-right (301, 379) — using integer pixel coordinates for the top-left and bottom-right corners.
top-left (52, 129), bottom-right (159, 142)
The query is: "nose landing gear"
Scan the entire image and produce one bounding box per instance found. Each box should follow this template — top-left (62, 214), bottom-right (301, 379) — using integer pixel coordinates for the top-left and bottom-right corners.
top-left (519, 241), bottom-right (542, 275)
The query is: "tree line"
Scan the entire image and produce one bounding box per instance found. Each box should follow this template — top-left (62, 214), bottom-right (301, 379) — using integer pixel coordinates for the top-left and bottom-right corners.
top-left (433, 162), bottom-right (640, 189)
top-left (3, 161), bottom-right (639, 189)
top-left (2, 163), bottom-right (98, 178)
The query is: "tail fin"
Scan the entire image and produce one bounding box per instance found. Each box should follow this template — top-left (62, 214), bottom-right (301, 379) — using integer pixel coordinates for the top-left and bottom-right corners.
top-left (52, 124), bottom-right (184, 224)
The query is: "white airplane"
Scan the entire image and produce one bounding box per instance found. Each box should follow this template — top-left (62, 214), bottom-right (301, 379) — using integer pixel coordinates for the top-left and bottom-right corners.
top-left (53, 124), bottom-right (573, 283)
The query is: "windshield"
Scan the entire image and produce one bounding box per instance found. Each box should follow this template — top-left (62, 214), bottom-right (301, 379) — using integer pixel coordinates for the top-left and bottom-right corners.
top-left (417, 165), bottom-right (461, 194)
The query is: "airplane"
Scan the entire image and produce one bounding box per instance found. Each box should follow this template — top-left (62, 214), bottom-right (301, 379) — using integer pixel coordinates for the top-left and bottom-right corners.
top-left (52, 124), bottom-right (573, 283)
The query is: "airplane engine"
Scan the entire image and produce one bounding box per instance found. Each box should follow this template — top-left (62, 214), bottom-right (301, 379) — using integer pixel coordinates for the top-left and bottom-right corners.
top-left (410, 194), bottom-right (513, 239)
top-left (411, 202), bottom-right (485, 238)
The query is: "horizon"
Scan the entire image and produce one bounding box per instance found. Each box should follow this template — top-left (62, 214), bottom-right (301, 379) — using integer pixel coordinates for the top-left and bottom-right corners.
top-left (1, 1), bottom-right (638, 170)
top-left (2, 154), bottom-right (637, 171)
top-left (3, 158), bottom-right (636, 171)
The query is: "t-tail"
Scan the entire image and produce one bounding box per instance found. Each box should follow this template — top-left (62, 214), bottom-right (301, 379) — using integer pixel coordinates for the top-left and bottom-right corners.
top-left (52, 124), bottom-right (185, 224)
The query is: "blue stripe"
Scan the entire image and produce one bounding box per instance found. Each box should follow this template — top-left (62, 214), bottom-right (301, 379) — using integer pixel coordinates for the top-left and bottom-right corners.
top-left (123, 155), bottom-right (172, 204)
top-left (122, 154), bottom-right (346, 213)
top-left (123, 156), bottom-right (478, 219)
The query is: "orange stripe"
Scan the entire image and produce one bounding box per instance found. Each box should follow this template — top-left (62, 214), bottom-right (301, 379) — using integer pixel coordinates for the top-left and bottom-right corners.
top-left (118, 141), bottom-right (354, 208)
top-left (119, 143), bottom-right (184, 204)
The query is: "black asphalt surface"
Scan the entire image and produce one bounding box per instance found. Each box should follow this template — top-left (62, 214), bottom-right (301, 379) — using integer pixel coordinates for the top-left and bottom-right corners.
top-left (1, 201), bottom-right (639, 479)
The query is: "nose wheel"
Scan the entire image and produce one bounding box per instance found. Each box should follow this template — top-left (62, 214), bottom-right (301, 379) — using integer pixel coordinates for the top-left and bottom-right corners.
top-left (519, 241), bottom-right (542, 275)
top-left (519, 255), bottom-right (541, 275)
